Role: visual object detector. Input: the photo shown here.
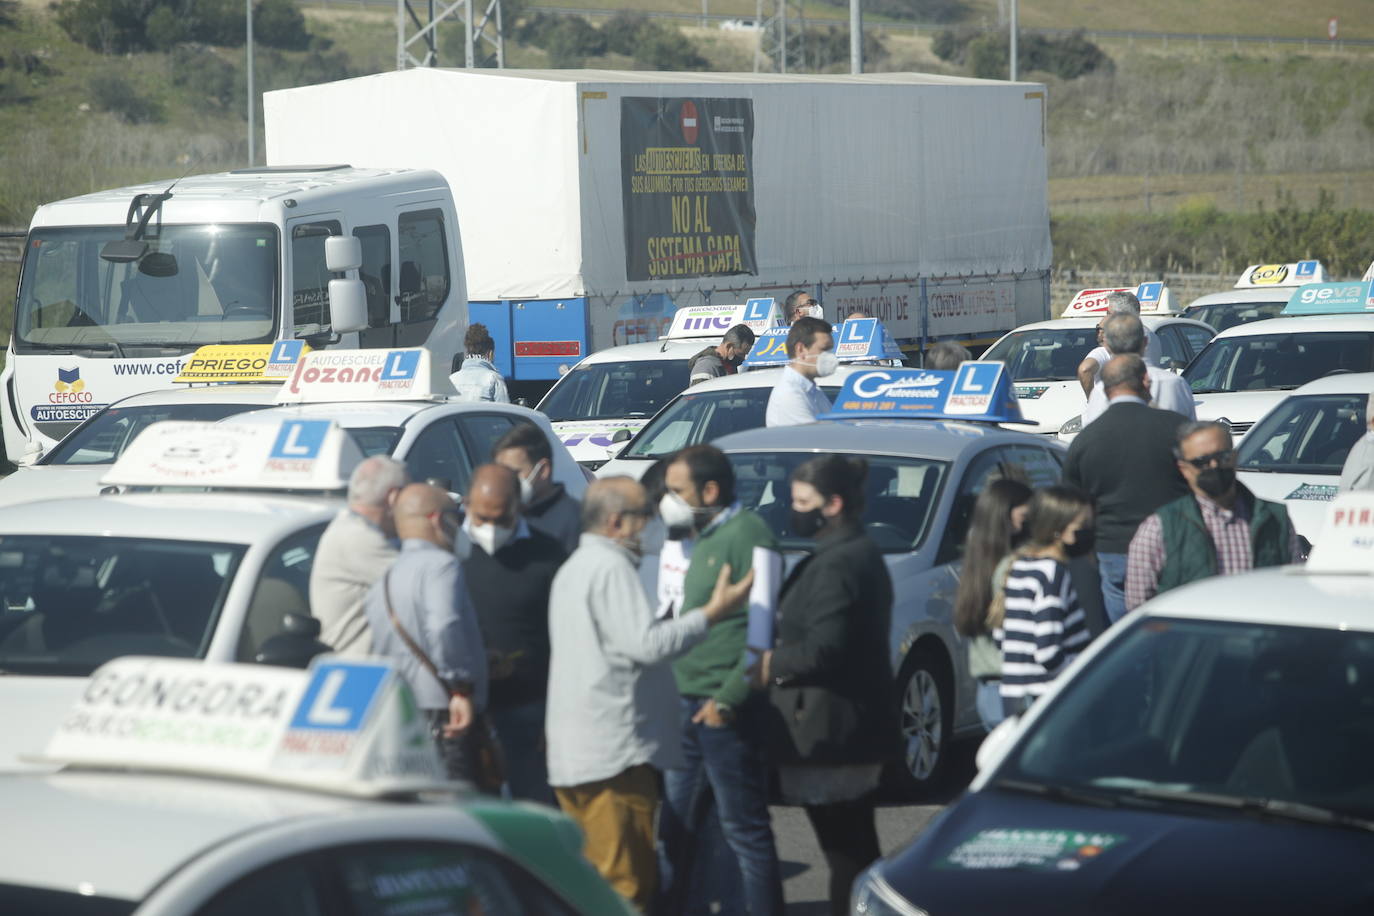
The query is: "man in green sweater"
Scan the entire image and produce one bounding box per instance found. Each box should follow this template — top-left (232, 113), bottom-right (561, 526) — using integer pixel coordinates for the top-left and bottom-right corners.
top-left (655, 445), bottom-right (784, 916)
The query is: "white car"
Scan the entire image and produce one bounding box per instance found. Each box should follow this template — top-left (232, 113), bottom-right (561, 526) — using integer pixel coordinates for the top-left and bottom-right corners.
top-left (2, 656), bottom-right (632, 914)
top-left (0, 384), bottom-right (284, 508)
top-left (1180, 259), bottom-right (1327, 334)
top-left (981, 315), bottom-right (1215, 435)
top-left (1184, 314), bottom-right (1374, 441)
top-left (1235, 371), bottom-right (1373, 543)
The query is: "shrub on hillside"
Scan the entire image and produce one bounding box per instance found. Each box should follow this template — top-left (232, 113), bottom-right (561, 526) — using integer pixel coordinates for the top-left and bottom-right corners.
top-left (544, 16), bottom-right (606, 67)
top-left (599, 14), bottom-right (708, 71)
top-left (57, 0), bottom-right (316, 52)
top-left (1, 0), bottom-right (19, 27)
top-left (815, 0), bottom-right (966, 23)
top-left (89, 73), bottom-right (163, 123)
top-left (171, 45), bottom-right (235, 108)
top-left (947, 28), bottom-right (1109, 81)
top-left (601, 12), bottom-right (648, 57)
top-left (254, 0), bottom-right (311, 51)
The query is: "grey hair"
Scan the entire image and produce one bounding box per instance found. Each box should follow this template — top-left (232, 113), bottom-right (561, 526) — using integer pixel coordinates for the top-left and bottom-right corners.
top-left (348, 455), bottom-right (410, 507)
top-left (722, 324), bottom-right (756, 348)
top-left (926, 341), bottom-right (972, 371)
top-left (1173, 420), bottom-right (1233, 457)
top-left (581, 477), bottom-right (641, 533)
top-left (1105, 290), bottom-right (1142, 315)
top-left (1102, 312), bottom-right (1145, 356)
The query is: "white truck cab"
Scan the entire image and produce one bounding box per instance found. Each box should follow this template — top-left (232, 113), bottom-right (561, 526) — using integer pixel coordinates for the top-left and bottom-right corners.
top-left (6, 166), bottom-right (468, 459)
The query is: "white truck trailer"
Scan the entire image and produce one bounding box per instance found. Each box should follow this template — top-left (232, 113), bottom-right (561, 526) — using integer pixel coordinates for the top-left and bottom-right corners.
top-left (265, 69), bottom-right (1052, 397)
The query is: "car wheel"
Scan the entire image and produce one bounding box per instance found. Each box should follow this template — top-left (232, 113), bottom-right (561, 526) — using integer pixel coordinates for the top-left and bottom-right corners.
top-left (897, 645), bottom-right (953, 797)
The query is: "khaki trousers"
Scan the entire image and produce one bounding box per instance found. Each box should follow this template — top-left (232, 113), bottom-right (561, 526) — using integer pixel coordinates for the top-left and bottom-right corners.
top-left (555, 763), bottom-right (659, 911)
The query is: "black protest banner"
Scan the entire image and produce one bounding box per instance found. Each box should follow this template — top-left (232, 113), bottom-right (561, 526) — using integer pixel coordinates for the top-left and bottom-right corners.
top-left (621, 97), bottom-right (757, 283)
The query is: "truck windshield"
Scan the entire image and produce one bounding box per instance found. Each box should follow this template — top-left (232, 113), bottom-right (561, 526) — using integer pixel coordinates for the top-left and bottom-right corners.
top-left (1185, 333), bottom-right (1374, 394)
top-left (15, 224), bottom-right (278, 353)
top-left (0, 536), bottom-right (245, 676)
top-left (982, 327), bottom-right (1098, 382)
top-left (539, 359), bottom-right (688, 422)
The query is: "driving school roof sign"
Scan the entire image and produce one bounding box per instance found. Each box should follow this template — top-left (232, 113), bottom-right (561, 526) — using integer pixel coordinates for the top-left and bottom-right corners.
top-left (1308, 492), bottom-right (1374, 574)
top-left (102, 418), bottom-right (362, 491)
top-left (1281, 280), bottom-right (1374, 316)
top-left (1061, 283), bottom-right (1175, 317)
top-left (35, 656), bottom-right (444, 797)
top-left (276, 347), bottom-right (438, 403)
top-left (1235, 260), bottom-right (1324, 289)
top-left (174, 341), bottom-right (311, 384)
top-left (821, 362), bottom-right (1033, 424)
top-left (741, 318), bottom-right (902, 369)
top-left (664, 298), bottom-right (782, 340)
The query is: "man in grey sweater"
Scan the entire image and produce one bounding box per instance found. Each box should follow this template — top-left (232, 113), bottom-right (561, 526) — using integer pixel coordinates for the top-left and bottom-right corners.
top-left (546, 477), bottom-right (753, 911)
top-left (309, 455), bottom-right (409, 655)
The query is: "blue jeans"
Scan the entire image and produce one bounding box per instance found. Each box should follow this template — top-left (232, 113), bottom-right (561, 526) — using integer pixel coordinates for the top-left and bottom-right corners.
top-left (976, 680), bottom-right (1005, 731)
top-left (657, 696), bottom-right (784, 916)
top-left (488, 701), bottom-right (556, 806)
top-left (1098, 552), bottom-right (1129, 625)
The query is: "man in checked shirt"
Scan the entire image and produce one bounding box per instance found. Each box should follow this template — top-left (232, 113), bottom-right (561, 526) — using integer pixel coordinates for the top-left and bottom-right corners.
top-left (1125, 420), bottom-right (1302, 611)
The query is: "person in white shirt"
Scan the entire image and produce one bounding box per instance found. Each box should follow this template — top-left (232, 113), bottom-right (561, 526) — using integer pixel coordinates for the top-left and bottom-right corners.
top-left (765, 317), bottom-right (836, 427)
top-left (1339, 397), bottom-right (1374, 492)
top-left (1077, 290), bottom-right (1164, 396)
top-left (1082, 313), bottom-right (1195, 427)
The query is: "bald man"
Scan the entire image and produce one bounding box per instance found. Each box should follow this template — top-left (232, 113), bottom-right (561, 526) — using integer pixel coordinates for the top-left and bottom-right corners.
top-left (459, 464), bottom-right (567, 804)
top-left (364, 482), bottom-right (490, 786)
top-left (546, 477), bottom-right (754, 909)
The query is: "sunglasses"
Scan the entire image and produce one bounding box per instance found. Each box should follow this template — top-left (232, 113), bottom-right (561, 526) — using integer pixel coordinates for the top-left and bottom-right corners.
top-left (1179, 448), bottom-right (1235, 470)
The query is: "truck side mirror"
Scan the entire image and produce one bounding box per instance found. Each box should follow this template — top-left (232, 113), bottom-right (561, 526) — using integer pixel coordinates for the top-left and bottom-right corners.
top-left (253, 612), bottom-right (330, 668)
top-left (324, 235), bottom-right (363, 272)
top-left (328, 278), bottom-right (368, 333)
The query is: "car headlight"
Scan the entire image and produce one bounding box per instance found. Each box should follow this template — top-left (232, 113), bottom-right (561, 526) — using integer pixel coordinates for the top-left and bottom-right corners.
top-left (1058, 414), bottom-right (1082, 436)
top-left (851, 865), bottom-right (928, 916)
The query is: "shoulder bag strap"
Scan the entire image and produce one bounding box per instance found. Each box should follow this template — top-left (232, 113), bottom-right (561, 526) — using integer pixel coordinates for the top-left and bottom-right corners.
top-left (383, 570), bottom-right (449, 691)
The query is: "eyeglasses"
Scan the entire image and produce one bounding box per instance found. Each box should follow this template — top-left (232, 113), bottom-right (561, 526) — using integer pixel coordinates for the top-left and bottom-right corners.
top-left (1179, 448), bottom-right (1236, 470)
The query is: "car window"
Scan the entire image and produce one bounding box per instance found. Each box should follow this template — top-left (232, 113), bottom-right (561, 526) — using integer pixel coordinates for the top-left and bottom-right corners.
top-left (457, 414), bottom-right (520, 464)
top-left (402, 419), bottom-right (472, 493)
top-left (347, 426), bottom-right (405, 458)
top-left (397, 208), bottom-right (450, 325)
top-left (539, 359), bottom-right (689, 422)
top-left (1004, 445), bottom-right (1063, 488)
top-left (727, 451), bottom-right (947, 553)
top-left (197, 857), bottom-right (324, 916)
top-left (1154, 326), bottom-right (1189, 370)
top-left (982, 327), bottom-right (1097, 382)
top-left (336, 842), bottom-right (577, 916)
top-left (291, 220), bottom-right (341, 333)
top-left (1001, 617), bottom-right (1374, 820)
top-left (1176, 323), bottom-right (1214, 358)
top-left (1236, 394), bottom-right (1369, 475)
top-left (0, 884), bottom-right (135, 915)
top-left (1185, 332), bottom-right (1374, 394)
top-left (936, 446), bottom-right (1015, 566)
top-left (237, 523), bottom-right (327, 662)
top-left (1185, 302), bottom-right (1284, 334)
top-left (626, 388), bottom-right (771, 459)
top-left (43, 402), bottom-right (267, 465)
top-left (0, 537), bottom-right (245, 676)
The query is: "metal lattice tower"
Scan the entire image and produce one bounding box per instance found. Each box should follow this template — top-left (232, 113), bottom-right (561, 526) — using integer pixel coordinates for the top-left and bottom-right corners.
top-left (753, 0), bottom-right (806, 73)
top-left (397, 0), bottom-right (505, 70)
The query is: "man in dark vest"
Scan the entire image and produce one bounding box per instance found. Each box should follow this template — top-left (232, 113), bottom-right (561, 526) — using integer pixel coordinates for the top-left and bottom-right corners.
top-left (689, 324), bottom-right (756, 386)
top-left (1124, 420), bottom-right (1301, 610)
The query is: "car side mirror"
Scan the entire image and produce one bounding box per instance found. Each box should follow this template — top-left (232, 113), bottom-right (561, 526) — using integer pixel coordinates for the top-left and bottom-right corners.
top-left (975, 714), bottom-right (1021, 772)
top-left (254, 612), bottom-right (330, 668)
top-left (610, 428), bottom-right (632, 444)
top-left (15, 440), bottom-right (44, 467)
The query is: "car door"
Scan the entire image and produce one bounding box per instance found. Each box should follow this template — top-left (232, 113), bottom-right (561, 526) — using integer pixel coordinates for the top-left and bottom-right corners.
top-left (1176, 323), bottom-right (1216, 364)
top-left (400, 418), bottom-right (473, 494)
top-left (1154, 325), bottom-right (1192, 373)
top-left (455, 412), bottom-right (526, 466)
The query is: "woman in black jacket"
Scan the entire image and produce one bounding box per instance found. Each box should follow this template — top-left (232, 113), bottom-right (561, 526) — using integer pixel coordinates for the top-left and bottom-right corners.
top-left (754, 454), bottom-right (895, 915)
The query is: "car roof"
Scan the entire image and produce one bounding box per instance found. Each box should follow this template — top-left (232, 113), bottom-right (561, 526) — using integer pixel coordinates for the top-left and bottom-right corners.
top-left (0, 492), bottom-right (338, 541)
top-left (0, 770), bottom-right (369, 900)
top-left (1213, 313), bottom-right (1374, 338)
top-left (233, 398), bottom-right (550, 429)
top-left (687, 364), bottom-right (872, 393)
top-left (576, 339), bottom-right (719, 365)
top-left (714, 417), bottom-right (1058, 461)
top-left (1185, 287), bottom-right (1296, 308)
top-left (1009, 316), bottom-right (1210, 331)
top-left (108, 384), bottom-right (286, 408)
top-left (1291, 371), bottom-right (1374, 396)
top-left (1140, 566), bottom-right (1374, 630)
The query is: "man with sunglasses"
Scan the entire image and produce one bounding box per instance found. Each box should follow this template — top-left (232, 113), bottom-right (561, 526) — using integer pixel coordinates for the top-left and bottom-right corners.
top-left (1124, 420), bottom-right (1301, 611)
top-left (784, 290), bottom-right (824, 324)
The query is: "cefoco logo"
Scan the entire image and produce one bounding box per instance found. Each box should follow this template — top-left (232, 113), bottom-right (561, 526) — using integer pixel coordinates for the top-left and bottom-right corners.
top-left (51, 367), bottom-right (92, 403)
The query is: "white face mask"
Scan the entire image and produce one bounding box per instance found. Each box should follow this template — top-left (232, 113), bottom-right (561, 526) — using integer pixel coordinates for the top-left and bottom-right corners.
top-left (811, 350), bottom-right (839, 378)
top-left (659, 490), bottom-right (718, 535)
top-left (469, 522), bottom-right (514, 555)
top-left (518, 459), bottom-right (546, 506)
top-left (802, 304), bottom-right (824, 320)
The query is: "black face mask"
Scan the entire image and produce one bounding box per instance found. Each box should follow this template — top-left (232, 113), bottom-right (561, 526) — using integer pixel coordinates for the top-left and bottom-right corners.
top-left (1064, 526), bottom-right (1096, 558)
top-left (1196, 466), bottom-right (1237, 499)
top-left (665, 523), bottom-right (693, 542)
top-left (790, 507), bottom-right (827, 539)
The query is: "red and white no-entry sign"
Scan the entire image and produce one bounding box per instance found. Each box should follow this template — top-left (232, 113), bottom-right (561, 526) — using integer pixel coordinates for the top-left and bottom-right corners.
top-left (681, 100), bottom-right (699, 144)
top-left (1329, 17), bottom-right (1339, 40)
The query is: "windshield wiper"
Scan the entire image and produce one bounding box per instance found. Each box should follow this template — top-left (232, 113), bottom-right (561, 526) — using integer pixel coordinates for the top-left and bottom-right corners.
top-left (1014, 376), bottom-right (1072, 383)
top-left (81, 339), bottom-right (127, 360)
top-left (993, 778), bottom-right (1121, 809)
top-left (1189, 387), bottom-right (1227, 394)
top-left (1123, 786), bottom-right (1374, 833)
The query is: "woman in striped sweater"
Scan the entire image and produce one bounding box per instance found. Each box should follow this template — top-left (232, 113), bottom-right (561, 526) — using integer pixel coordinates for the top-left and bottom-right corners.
top-left (998, 485), bottom-right (1095, 717)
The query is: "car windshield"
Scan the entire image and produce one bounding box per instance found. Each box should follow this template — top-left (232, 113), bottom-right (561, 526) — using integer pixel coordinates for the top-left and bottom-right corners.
top-left (1236, 393), bottom-right (1369, 475)
top-left (1184, 332), bottom-right (1374, 394)
top-left (539, 359), bottom-right (688, 422)
top-left (1183, 301), bottom-right (1286, 334)
top-left (43, 402), bottom-right (268, 466)
top-left (998, 617), bottom-right (1374, 821)
top-left (982, 327), bottom-right (1098, 382)
top-left (726, 451), bottom-right (947, 553)
top-left (15, 224), bottom-right (278, 353)
top-left (0, 885), bottom-right (134, 915)
top-left (0, 536), bottom-right (245, 676)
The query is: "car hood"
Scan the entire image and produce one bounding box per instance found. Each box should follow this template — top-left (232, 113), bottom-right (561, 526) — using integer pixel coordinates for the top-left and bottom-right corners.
top-left (1190, 390), bottom-right (1290, 439)
top-left (1009, 380), bottom-right (1085, 435)
top-left (0, 676), bottom-right (87, 771)
top-left (876, 788), bottom-right (1374, 915)
top-left (0, 466), bottom-right (111, 509)
top-left (549, 419), bottom-right (649, 467)
top-left (1237, 471), bottom-right (1338, 541)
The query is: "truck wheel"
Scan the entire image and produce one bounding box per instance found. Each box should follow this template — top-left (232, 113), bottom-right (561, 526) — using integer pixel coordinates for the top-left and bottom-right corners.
top-left (897, 645), bottom-right (953, 799)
